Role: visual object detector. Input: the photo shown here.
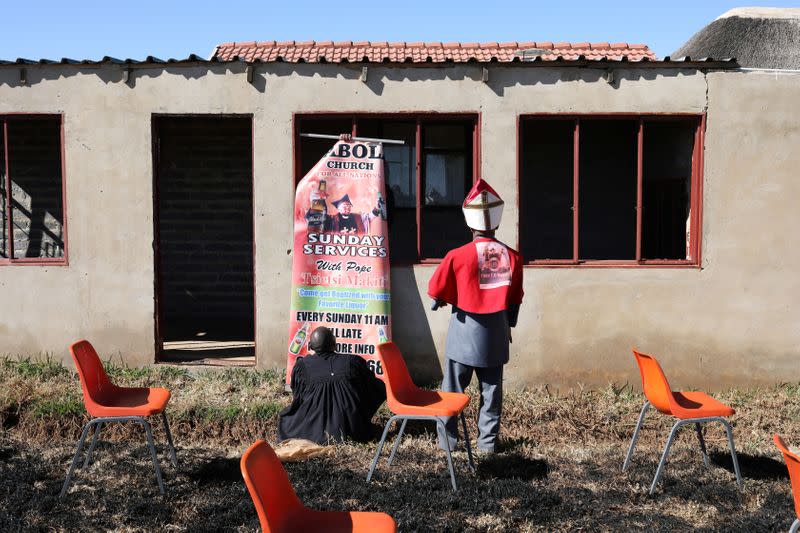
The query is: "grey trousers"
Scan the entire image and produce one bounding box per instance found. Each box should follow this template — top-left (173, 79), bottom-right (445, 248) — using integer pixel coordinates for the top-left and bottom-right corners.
top-left (438, 358), bottom-right (503, 452)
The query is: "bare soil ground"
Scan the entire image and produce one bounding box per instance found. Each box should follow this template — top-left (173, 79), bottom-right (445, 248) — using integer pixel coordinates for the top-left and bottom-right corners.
top-left (1, 358), bottom-right (799, 532)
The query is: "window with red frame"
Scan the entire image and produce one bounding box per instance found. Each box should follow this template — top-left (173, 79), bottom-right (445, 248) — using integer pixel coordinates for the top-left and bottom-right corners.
top-left (1, 116), bottom-right (65, 263)
top-left (519, 116), bottom-right (701, 265)
top-left (296, 115), bottom-right (477, 263)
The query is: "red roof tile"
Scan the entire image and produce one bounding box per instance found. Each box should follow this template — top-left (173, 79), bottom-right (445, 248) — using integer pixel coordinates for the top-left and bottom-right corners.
top-left (212, 41), bottom-right (656, 63)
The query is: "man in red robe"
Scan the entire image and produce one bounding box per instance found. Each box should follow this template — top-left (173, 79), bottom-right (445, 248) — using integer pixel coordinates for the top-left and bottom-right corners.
top-left (428, 179), bottom-right (523, 454)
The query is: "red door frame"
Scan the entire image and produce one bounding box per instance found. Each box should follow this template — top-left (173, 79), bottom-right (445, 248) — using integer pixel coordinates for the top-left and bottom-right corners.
top-left (0, 113), bottom-right (69, 266)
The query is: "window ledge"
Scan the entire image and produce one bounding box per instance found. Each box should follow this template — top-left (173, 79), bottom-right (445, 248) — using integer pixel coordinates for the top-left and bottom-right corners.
top-left (390, 259), bottom-right (444, 266)
top-left (524, 260), bottom-right (700, 269)
top-left (0, 259), bottom-right (69, 266)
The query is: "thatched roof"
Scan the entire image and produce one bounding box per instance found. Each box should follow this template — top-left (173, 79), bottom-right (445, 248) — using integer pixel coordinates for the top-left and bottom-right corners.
top-left (672, 7), bottom-right (800, 69)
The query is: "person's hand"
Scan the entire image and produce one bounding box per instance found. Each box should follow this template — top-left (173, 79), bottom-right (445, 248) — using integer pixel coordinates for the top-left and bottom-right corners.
top-left (372, 199), bottom-right (384, 217)
top-left (431, 299), bottom-right (448, 311)
top-left (339, 133), bottom-right (353, 142)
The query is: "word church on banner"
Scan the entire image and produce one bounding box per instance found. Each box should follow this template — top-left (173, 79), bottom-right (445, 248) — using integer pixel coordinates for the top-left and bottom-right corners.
top-left (286, 139), bottom-right (392, 383)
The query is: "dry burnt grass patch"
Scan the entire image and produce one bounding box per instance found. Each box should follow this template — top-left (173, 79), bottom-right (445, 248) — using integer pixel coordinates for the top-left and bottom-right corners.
top-left (1, 358), bottom-right (800, 531)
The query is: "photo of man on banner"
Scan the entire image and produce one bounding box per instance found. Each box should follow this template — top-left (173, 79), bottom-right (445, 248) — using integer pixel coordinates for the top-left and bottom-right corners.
top-left (325, 193), bottom-right (386, 234)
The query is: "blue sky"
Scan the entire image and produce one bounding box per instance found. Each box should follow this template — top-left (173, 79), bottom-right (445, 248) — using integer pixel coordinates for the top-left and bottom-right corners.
top-left (2, 1), bottom-right (798, 60)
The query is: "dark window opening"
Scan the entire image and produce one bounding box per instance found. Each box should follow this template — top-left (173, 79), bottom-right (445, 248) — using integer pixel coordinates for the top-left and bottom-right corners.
top-left (296, 115), bottom-right (476, 263)
top-left (357, 119), bottom-right (418, 262)
top-left (1, 117), bottom-right (65, 262)
top-left (519, 115), bottom-right (701, 266)
top-left (642, 121), bottom-right (695, 260)
top-left (154, 116), bottom-right (254, 364)
top-left (579, 120), bottom-right (638, 260)
top-left (420, 123), bottom-right (472, 259)
top-left (520, 119), bottom-right (574, 260)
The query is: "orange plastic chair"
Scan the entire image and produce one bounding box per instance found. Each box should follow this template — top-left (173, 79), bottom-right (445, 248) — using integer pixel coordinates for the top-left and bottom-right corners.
top-left (241, 440), bottom-right (396, 532)
top-left (366, 342), bottom-right (475, 491)
top-left (774, 434), bottom-right (800, 533)
top-left (59, 340), bottom-right (178, 498)
top-left (622, 348), bottom-right (742, 494)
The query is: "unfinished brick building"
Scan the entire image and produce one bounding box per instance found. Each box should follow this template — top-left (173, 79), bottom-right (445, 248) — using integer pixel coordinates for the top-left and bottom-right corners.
top-left (1, 28), bottom-right (798, 389)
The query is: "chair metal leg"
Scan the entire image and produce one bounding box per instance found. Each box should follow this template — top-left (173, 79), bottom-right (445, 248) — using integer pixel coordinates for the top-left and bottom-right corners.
top-left (83, 421), bottom-right (104, 468)
top-left (650, 420), bottom-right (683, 495)
top-left (367, 416), bottom-right (398, 482)
top-left (140, 419), bottom-right (165, 494)
top-left (695, 423), bottom-right (709, 467)
top-left (622, 401), bottom-right (650, 471)
top-left (460, 412), bottom-right (475, 472)
top-left (387, 418), bottom-right (408, 467)
top-left (436, 419), bottom-right (458, 491)
top-left (789, 518), bottom-right (800, 533)
top-left (720, 419), bottom-right (743, 488)
top-left (161, 412), bottom-right (178, 467)
top-left (60, 420), bottom-right (95, 498)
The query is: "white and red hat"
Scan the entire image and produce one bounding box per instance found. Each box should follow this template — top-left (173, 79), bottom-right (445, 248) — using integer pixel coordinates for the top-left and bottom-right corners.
top-left (462, 179), bottom-right (504, 231)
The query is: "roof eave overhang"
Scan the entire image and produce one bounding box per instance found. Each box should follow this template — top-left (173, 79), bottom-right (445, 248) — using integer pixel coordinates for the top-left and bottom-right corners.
top-left (0, 58), bottom-right (740, 69)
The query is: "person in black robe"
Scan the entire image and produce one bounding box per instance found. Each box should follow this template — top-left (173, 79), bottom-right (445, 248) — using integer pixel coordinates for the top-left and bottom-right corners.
top-left (278, 326), bottom-right (386, 444)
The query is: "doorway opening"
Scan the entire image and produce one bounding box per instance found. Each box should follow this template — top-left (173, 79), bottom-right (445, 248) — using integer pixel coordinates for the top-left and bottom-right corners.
top-left (153, 115), bottom-right (254, 365)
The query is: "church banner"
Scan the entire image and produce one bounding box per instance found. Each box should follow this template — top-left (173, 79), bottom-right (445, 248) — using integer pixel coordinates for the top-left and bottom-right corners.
top-left (286, 139), bottom-right (391, 384)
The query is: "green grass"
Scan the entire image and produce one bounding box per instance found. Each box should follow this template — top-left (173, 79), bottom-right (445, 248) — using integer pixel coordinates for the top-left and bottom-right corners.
top-left (4, 366), bottom-right (800, 532)
top-left (29, 397), bottom-right (85, 418)
top-left (182, 404), bottom-right (242, 422)
top-left (194, 367), bottom-right (283, 391)
top-left (0, 356), bottom-right (289, 440)
top-left (179, 401), bottom-right (283, 422)
top-left (778, 382), bottom-right (800, 398)
top-left (1, 357), bottom-right (69, 380)
top-left (1, 355), bottom-right (191, 385)
top-left (104, 364), bottom-right (152, 381)
top-left (104, 361), bottom-right (189, 383)
top-left (249, 401), bottom-right (283, 419)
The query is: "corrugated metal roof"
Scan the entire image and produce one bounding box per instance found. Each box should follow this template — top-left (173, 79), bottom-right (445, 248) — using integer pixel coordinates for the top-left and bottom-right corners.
top-left (0, 53), bottom-right (737, 68)
top-left (0, 54), bottom-right (212, 66)
top-left (663, 56), bottom-right (737, 63)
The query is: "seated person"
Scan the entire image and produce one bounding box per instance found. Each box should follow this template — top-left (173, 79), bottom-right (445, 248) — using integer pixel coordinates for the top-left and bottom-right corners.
top-left (278, 326), bottom-right (386, 444)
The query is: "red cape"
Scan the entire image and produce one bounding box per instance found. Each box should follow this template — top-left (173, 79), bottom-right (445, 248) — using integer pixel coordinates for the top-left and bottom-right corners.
top-left (428, 238), bottom-right (523, 314)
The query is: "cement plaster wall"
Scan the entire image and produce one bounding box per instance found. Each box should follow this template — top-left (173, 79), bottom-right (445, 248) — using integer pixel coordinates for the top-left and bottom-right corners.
top-left (0, 63), bottom-right (796, 390)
